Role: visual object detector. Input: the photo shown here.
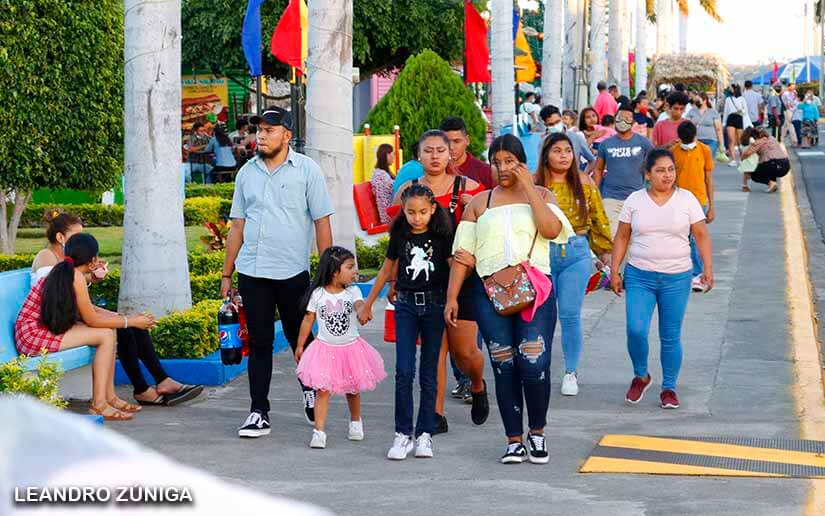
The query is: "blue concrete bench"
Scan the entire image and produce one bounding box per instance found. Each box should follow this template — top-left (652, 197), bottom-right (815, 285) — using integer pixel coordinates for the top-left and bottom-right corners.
top-left (0, 269), bottom-right (95, 398)
top-left (2, 267), bottom-right (388, 390)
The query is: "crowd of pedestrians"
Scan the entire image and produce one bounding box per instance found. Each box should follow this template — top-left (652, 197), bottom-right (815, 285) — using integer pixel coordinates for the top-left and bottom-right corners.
top-left (21, 77), bottom-right (815, 462)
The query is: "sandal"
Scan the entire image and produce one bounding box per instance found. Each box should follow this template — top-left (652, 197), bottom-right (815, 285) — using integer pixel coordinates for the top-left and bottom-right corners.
top-left (163, 384), bottom-right (204, 406)
top-left (108, 397), bottom-right (142, 413)
top-left (136, 395), bottom-right (166, 406)
top-left (741, 186), bottom-right (751, 192)
top-left (90, 404), bottom-right (134, 421)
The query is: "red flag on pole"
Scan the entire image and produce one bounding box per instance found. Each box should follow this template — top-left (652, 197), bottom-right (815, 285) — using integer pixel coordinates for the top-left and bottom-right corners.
top-left (464, 0), bottom-right (491, 84)
top-left (270, 0), bottom-right (307, 69)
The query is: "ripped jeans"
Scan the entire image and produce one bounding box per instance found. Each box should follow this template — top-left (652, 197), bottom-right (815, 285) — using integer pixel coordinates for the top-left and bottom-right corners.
top-left (475, 275), bottom-right (557, 438)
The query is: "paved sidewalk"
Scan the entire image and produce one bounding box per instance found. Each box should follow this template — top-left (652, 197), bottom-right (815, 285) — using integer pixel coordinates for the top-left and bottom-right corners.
top-left (114, 167), bottom-right (806, 515)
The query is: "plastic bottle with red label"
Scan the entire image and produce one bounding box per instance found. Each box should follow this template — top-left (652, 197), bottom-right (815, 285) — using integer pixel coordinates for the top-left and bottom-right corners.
top-left (234, 293), bottom-right (250, 357)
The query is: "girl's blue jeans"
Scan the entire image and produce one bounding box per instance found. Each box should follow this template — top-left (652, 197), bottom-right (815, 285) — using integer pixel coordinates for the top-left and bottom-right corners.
top-left (475, 275), bottom-right (557, 438)
top-left (550, 235), bottom-right (592, 373)
top-left (624, 264), bottom-right (692, 391)
top-left (393, 295), bottom-right (445, 437)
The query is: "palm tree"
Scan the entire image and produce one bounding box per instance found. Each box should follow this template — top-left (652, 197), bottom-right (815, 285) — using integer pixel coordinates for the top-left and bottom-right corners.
top-left (491, 0), bottom-right (514, 135)
top-left (590, 0), bottom-right (608, 99)
top-left (651, 0), bottom-right (722, 55)
top-left (607, 0), bottom-right (624, 88)
top-left (305, 0), bottom-right (355, 253)
top-left (563, 0), bottom-right (584, 108)
top-left (542, 0), bottom-right (563, 107)
top-left (120, 0), bottom-right (192, 315)
top-left (635, 0), bottom-right (649, 93)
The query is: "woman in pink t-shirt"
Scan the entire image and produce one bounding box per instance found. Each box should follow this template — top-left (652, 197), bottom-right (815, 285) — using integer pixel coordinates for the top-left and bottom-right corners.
top-left (609, 148), bottom-right (713, 410)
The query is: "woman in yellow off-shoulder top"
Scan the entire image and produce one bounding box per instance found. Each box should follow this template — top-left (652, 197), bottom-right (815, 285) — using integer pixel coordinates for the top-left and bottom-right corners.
top-left (536, 132), bottom-right (613, 397)
top-left (445, 134), bottom-right (575, 464)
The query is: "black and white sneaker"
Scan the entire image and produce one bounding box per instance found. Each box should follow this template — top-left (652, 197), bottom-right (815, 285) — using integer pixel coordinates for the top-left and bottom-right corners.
top-left (501, 442), bottom-right (528, 464)
top-left (303, 390), bottom-right (316, 425)
top-left (238, 411), bottom-right (270, 438)
top-left (450, 383), bottom-right (465, 399)
top-left (526, 433), bottom-right (549, 464)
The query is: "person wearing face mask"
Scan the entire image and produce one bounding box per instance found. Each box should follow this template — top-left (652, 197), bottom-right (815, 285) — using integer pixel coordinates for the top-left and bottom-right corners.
top-left (539, 105), bottom-right (595, 171)
top-left (800, 93), bottom-right (820, 148)
top-left (670, 121), bottom-right (715, 292)
top-left (593, 106), bottom-right (654, 238)
top-left (685, 92), bottom-right (724, 158)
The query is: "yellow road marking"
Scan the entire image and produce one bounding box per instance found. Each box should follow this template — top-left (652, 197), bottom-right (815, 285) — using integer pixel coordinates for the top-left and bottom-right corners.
top-left (598, 435), bottom-right (825, 469)
top-left (580, 457), bottom-right (788, 478)
top-left (779, 169), bottom-right (825, 515)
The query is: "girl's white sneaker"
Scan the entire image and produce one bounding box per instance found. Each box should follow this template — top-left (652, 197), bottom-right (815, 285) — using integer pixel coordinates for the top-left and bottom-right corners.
top-left (310, 429), bottom-right (326, 449)
top-left (348, 419), bottom-right (364, 441)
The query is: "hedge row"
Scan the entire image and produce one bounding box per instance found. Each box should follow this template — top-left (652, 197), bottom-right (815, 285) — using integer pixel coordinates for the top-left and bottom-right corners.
top-left (355, 237), bottom-right (389, 270)
top-left (185, 183), bottom-right (235, 200)
top-left (150, 299), bottom-right (222, 359)
top-left (0, 254), bottom-right (36, 273)
top-left (15, 198), bottom-right (231, 228)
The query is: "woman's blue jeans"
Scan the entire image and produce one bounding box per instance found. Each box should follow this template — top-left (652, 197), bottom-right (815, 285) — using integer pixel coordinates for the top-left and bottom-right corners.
top-left (394, 295), bottom-right (445, 437)
top-left (550, 235), bottom-right (592, 373)
top-left (698, 138), bottom-right (718, 157)
top-left (624, 264), bottom-right (692, 391)
top-left (475, 276), bottom-right (557, 438)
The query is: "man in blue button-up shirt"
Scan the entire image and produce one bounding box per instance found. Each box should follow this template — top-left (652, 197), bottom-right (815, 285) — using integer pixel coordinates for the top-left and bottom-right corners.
top-left (221, 106), bottom-right (334, 438)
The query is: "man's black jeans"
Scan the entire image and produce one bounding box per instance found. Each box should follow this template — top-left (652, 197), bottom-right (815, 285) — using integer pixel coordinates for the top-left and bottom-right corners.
top-left (239, 271), bottom-right (312, 414)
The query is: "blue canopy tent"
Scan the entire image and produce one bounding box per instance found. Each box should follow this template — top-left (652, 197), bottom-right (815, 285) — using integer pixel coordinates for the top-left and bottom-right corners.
top-left (751, 56), bottom-right (821, 85)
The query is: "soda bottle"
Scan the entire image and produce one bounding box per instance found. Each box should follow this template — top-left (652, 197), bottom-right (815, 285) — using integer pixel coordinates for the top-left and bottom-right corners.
top-left (218, 298), bottom-right (242, 365)
top-left (234, 293), bottom-right (250, 357)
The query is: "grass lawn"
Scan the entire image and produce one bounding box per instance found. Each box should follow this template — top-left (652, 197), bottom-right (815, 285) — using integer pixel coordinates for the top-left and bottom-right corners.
top-left (15, 226), bottom-right (208, 264)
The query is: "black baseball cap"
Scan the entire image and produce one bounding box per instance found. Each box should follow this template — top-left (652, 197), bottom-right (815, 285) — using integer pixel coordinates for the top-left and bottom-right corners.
top-left (249, 107), bottom-right (293, 131)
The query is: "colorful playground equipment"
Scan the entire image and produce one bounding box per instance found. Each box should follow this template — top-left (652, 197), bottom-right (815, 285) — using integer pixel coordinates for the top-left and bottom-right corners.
top-left (352, 125), bottom-right (402, 238)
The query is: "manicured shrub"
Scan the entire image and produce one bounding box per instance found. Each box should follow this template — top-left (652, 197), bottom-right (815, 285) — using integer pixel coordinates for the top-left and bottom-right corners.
top-left (16, 199), bottom-right (227, 228)
top-left (0, 350), bottom-right (67, 409)
top-left (0, 254), bottom-right (36, 273)
top-left (185, 183), bottom-right (236, 200)
top-left (150, 300), bottom-right (222, 359)
top-left (360, 50), bottom-right (488, 160)
top-left (188, 251), bottom-right (225, 276)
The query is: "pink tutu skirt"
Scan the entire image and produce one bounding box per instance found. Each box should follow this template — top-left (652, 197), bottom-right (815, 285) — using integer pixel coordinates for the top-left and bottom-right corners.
top-left (296, 336), bottom-right (387, 395)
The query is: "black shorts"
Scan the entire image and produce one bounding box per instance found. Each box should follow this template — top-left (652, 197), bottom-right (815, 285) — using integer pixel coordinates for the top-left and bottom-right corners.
top-left (456, 274), bottom-right (482, 321)
top-left (725, 114), bottom-right (744, 129)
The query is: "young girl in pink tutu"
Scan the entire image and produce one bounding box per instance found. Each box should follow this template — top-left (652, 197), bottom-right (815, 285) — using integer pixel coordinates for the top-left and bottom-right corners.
top-left (295, 246), bottom-right (387, 449)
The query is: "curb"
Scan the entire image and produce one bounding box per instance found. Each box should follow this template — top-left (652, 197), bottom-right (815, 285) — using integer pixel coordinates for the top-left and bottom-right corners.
top-left (778, 160), bottom-right (825, 516)
top-left (788, 150), bottom-right (825, 369)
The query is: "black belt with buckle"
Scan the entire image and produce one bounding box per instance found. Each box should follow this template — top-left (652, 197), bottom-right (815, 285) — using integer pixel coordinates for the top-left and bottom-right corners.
top-left (397, 289), bottom-right (446, 306)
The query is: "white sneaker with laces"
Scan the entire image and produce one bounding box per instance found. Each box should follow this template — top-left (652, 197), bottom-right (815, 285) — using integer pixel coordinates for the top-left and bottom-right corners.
top-left (691, 276), bottom-right (705, 292)
top-left (348, 419), bottom-right (364, 441)
top-left (561, 372), bottom-right (579, 396)
top-left (414, 432), bottom-right (434, 458)
top-left (310, 429), bottom-right (326, 449)
top-left (387, 433), bottom-right (414, 460)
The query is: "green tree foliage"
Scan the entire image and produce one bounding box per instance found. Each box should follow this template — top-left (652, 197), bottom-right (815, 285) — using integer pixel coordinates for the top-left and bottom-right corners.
top-left (0, 1), bottom-right (124, 253)
top-left (181, 0), bottom-right (478, 78)
top-left (0, 1), bottom-right (123, 193)
top-left (360, 51), bottom-right (488, 159)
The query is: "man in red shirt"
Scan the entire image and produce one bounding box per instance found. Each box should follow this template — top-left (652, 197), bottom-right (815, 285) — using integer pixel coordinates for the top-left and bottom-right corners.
top-left (652, 91), bottom-right (689, 147)
top-left (593, 81), bottom-right (618, 122)
top-left (439, 117), bottom-right (494, 190)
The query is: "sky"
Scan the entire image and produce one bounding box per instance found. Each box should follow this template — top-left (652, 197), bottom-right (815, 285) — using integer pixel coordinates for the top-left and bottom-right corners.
top-left (685, 0), bottom-right (809, 64)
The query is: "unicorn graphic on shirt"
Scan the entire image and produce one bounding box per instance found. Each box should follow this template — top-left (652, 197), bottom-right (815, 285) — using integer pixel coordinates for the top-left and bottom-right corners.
top-left (406, 245), bottom-right (434, 282)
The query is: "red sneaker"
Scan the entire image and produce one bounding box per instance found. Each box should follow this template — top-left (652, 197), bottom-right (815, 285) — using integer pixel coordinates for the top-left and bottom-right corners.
top-left (625, 374), bottom-right (652, 404)
top-left (660, 390), bottom-right (680, 409)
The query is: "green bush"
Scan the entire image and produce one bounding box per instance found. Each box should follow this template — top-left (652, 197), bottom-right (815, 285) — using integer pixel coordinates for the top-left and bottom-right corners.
top-left (19, 203), bottom-right (124, 227)
top-left (356, 236), bottom-right (389, 270)
top-left (0, 350), bottom-right (67, 409)
top-left (185, 183), bottom-right (235, 200)
top-left (88, 269), bottom-right (122, 310)
top-left (188, 251), bottom-right (225, 276)
top-left (15, 199), bottom-right (227, 228)
top-left (150, 299), bottom-right (222, 359)
top-left (360, 50), bottom-right (488, 160)
top-left (0, 254), bottom-right (36, 273)
top-left (183, 197), bottom-right (223, 225)
top-left (190, 272), bottom-right (237, 305)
